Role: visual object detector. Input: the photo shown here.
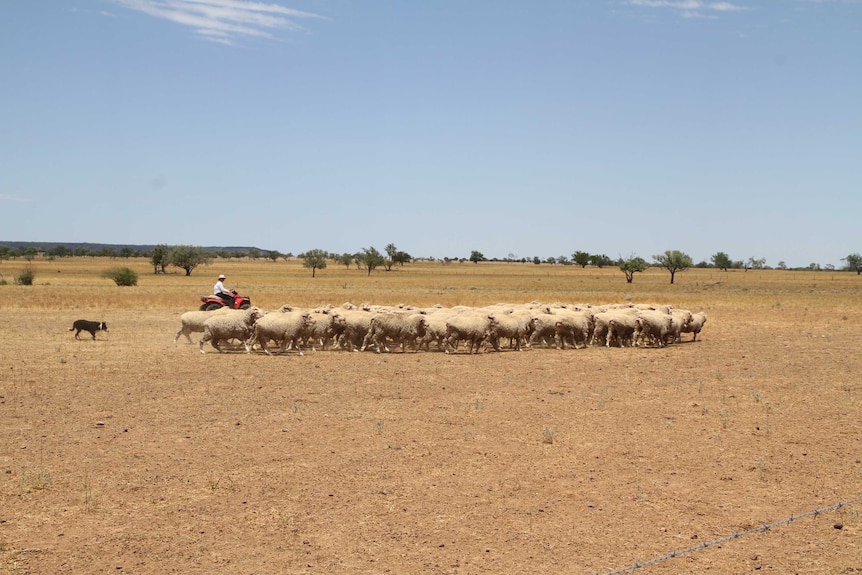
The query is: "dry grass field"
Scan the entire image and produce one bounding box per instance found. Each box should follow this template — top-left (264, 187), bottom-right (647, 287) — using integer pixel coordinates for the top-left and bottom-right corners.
top-left (2, 258), bottom-right (861, 574)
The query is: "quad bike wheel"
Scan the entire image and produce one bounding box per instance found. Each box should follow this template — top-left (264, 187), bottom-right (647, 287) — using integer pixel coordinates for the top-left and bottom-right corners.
top-left (239, 302), bottom-right (251, 310)
top-left (203, 302), bottom-right (224, 311)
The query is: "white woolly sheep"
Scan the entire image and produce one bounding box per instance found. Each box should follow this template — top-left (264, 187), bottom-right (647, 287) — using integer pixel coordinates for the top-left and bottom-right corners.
top-left (486, 310), bottom-right (533, 351)
top-left (632, 310), bottom-right (673, 348)
top-left (361, 312), bottom-right (428, 353)
top-left (528, 312), bottom-right (560, 348)
top-left (635, 303), bottom-right (673, 315)
top-left (246, 309), bottom-right (313, 356)
top-left (665, 309), bottom-right (693, 344)
top-left (199, 307), bottom-right (264, 354)
top-left (334, 309), bottom-right (375, 351)
top-left (174, 307), bottom-right (233, 343)
top-left (681, 312), bottom-right (707, 341)
top-left (417, 310), bottom-right (457, 352)
top-left (605, 312), bottom-right (639, 347)
top-left (591, 308), bottom-right (637, 346)
top-left (445, 311), bottom-right (492, 354)
top-left (299, 311), bottom-right (347, 351)
top-left (551, 309), bottom-right (592, 350)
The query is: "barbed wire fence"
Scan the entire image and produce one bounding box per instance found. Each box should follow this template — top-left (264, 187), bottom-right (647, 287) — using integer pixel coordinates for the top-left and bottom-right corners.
top-left (597, 495), bottom-right (862, 575)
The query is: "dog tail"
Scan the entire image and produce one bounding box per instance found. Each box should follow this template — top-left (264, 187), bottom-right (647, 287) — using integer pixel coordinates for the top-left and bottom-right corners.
top-left (68, 326), bottom-right (75, 331)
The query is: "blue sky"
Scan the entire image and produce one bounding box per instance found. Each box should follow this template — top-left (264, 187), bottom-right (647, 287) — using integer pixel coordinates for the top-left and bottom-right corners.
top-left (1, 1), bottom-right (860, 267)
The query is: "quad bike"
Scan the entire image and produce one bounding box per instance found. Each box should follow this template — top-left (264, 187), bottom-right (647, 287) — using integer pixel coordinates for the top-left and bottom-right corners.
top-left (199, 291), bottom-right (252, 311)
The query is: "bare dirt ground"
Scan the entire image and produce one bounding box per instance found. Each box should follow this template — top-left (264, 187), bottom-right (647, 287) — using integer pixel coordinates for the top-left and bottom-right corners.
top-left (2, 272), bottom-right (861, 574)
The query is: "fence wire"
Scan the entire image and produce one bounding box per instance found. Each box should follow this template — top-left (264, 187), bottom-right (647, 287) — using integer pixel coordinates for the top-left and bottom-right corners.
top-left (597, 495), bottom-right (862, 575)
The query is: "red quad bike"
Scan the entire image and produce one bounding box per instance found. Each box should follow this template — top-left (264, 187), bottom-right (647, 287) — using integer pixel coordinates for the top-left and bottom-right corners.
top-left (199, 290), bottom-right (252, 311)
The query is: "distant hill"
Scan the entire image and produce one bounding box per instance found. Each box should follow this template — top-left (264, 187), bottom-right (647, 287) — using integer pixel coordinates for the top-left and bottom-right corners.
top-left (0, 241), bottom-right (271, 255)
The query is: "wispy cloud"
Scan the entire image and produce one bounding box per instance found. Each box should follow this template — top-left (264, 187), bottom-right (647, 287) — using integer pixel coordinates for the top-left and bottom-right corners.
top-left (625, 0), bottom-right (750, 18)
top-left (110, 0), bottom-right (326, 45)
top-left (0, 194), bottom-right (33, 203)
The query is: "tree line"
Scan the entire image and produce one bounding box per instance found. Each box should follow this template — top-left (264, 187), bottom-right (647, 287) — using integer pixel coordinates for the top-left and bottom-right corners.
top-left (2, 244), bottom-right (861, 284)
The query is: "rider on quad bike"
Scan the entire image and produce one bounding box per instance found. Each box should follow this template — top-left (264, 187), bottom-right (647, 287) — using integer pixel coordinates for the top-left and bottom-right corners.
top-left (200, 273), bottom-right (251, 311)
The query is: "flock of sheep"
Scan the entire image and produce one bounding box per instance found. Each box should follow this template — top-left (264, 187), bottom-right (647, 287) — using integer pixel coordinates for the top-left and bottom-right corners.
top-left (174, 301), bottom-right (707, 355)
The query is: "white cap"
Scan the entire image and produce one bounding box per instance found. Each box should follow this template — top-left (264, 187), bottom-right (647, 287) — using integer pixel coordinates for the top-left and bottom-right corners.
top-left (218, 274), bottom-right (226, 279)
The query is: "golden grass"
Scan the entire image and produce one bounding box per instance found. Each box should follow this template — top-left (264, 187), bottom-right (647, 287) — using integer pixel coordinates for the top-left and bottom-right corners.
top-left (2, 256), bottom-right (860, 313)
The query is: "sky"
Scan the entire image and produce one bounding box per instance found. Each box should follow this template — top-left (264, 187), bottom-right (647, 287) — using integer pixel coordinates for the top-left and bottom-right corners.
top-left (1, 0), bottom-right (860, 267)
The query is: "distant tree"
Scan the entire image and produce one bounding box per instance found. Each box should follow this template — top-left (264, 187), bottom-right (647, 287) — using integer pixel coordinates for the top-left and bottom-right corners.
top-left (532, 256), bottom-right (541, 265)
top-left (711, 252), bottom-right (732, 271)
top-left (169, 245), bottom-right (211, 276)
top-left (619, 255), bottom-right (648, 284)
top-left (776, 261), bottom-right (787, 270)
top-left (469, 250), bottom-right (485, 264)
top-left (150, 244), bottom-right (170, 274)
top-left (746, 257), bottom-right (767, 271)
top-left (47, 245), bottom-right (72, 258)
top-left (393, 251), bottom-right (412, 266)
top-left (544, 256), bottom-right (556, 264)
top-left (842, 253), bottom-right (862, 275)
top-left (383, 245), bottom-right (397, 271)
top-left (653, 250), bottom-right (693, 284)
top-left (358, 247), bottom-right (385, 276)
top-left (300, 249), bottom-right (328, 277)
top-left (101, 266), bottom-right (139, 286)
top-left (336, 253), bottom-right (354, 269)
top-left (246, 248), bottom-right (260, 260)
top-left (572, 251), bottom-right (591, 268)
top-left (589, 254), bottom-right (614, 268)
top-left (808, 262), bottom-right (821, 271)
top-left (23, 247), bottom-right (38, 262)
top-left (267, 250), bottom-right (282, 262)
top-left (557, 256), bottom-right (570, 265)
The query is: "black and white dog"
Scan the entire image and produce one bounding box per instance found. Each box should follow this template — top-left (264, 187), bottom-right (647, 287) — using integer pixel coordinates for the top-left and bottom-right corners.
top-left (69, 320), bottom-right (109, 340)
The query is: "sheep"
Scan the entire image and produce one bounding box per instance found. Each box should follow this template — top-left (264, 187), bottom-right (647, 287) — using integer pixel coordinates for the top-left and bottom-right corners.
top-left (174, 307), bottom-right (233, 343)
top-left (605, 312), bottom-right (639, 347)
top-left (591, 308), bottom-right (638, 347)
top-left (551, 309), bottom-right (592, 350)
top-left (485, 310), bottom-right (533, 351)
top-left (445, 311), bottom-right (492, 354)
top-left (246, 309), bottom-right (313, 356)
top-left (417, 310), bottom-right (457, 352)
top-left (665, 309), bottom-right (693, 344)
top-left (607, 316), bottom-right (638, 347)
top-left (632, 310), bottom-right (673, 348)
top-left (199, 307), bottom-right (264, 354)
top-left (572, 306), bottom-right (597, 342)
top-left (361, 312), bottom-right (428, 353)
top-left (635, 303), bottom-right (673, 315)
top-left (529, 312), bottom-right (560, 348)
top-left (333, 308), bottom-right (375, 351)
top-left (681, 312), bottom-right (707, 341)
top-left (298, 311), bottom-right (347, 351)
